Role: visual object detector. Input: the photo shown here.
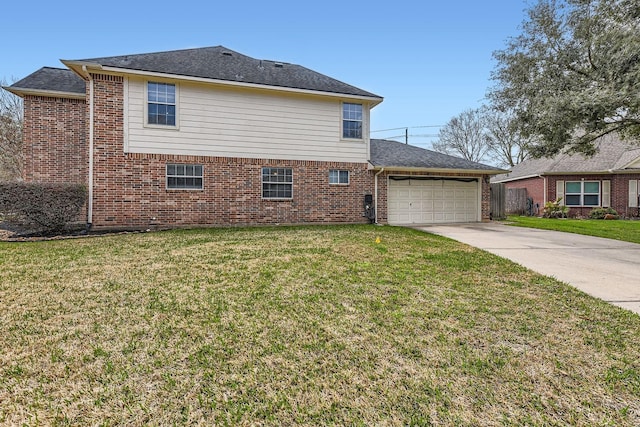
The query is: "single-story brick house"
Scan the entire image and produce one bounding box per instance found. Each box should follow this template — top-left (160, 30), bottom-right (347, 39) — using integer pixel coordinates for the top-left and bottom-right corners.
top-left (492, 134), bottom-right (640, 218)
top-left (4, 46), bottom-right (504, 229)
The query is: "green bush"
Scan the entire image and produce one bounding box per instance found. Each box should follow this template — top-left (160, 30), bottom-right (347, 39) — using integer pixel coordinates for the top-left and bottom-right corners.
top-left (589, 207), bottom-right (619, 220)
top-left (542, 198), bottom-right (569, 218)
top-left (0, 182), bottom-right (87, 232)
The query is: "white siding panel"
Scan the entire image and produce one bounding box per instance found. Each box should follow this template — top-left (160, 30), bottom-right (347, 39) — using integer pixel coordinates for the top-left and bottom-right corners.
top-left (126, 77), bottom-right (368, 162)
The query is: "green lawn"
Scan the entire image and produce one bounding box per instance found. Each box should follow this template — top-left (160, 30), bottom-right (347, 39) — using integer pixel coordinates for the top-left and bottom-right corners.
top-left (1, 225), bottom-right (639, 426)
top-left (506, 215), bottom-right (640, 244)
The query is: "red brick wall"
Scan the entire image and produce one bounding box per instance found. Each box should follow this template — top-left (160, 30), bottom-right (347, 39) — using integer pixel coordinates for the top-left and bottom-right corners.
top-left (375, 171), bottom-right (492, 224)
top-left (547, 174), bottom-right (640, 218)
top-left (90, 74), bottom-right (374, 229)
top-left (22, 96), bottom-right (87, 184)
top-left (504, 177), bottom-right (545, 214)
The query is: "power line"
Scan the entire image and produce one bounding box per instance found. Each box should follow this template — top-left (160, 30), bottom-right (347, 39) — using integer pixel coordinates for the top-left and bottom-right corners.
top-left (371, 125), bottom-right (443, 133)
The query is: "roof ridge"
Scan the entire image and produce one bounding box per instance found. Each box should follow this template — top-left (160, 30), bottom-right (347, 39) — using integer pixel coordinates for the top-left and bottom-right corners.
top-left (42, 66), bottom-right (74, 71)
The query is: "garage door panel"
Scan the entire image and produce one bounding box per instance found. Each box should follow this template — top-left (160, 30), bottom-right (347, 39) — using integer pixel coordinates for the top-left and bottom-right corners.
top-left (388, 178), bottom-right (479, 225)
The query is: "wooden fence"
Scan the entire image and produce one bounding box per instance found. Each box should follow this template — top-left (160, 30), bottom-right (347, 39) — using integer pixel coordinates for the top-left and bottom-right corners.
top-left (490, 183), bottom-right (506, 220)
top-left (506, 188), bottom-right (529, 215)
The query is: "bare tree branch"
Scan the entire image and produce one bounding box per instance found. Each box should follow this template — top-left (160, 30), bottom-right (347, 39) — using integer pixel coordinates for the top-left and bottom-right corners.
top-left (1, 78), bottom-right (23, 181)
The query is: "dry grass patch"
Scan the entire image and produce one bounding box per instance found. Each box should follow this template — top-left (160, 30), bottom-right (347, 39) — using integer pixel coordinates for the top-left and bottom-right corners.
top-left (1, 225), bottom-right (639, 426)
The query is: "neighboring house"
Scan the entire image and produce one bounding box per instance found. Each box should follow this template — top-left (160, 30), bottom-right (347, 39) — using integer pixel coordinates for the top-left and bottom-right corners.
top-left (4, 46), bottom-right (505, 229)
top-left (492, 134), bottom-right (640, 218)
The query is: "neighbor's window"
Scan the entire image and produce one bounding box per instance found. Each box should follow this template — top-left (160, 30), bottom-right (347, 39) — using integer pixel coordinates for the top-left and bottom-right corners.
top-left (342, 103), bottom-right (363, 139)
top-left (148, 82), bottom-right (176, 126)
top-left (167, 164), bottom-right (203, 189)
top-left (329, 169), bottom-right (349, 185)
top-left (262, 167), bottom-right (293, 199)
top-left (565, 181), bottom-right (600, 206)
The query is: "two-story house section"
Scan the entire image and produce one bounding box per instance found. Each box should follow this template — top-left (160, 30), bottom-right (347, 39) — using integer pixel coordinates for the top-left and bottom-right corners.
top-left (7, 46), bottom-right (384, 229)
top-left (6, 46), bottom-right (504, 230)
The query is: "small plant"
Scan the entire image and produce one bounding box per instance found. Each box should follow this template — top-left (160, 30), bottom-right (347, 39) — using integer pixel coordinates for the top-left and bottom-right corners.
top-left (542, 198), bottom-right (569, 218)
top-left (589, 207), bottom-right (619, 220)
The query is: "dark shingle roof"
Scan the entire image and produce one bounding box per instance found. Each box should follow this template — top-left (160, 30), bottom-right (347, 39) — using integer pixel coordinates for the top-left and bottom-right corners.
top-left (370, 139), bottom-right (504, 173)
top-left (68, 46), bottom-right (381, 98)
top-left (493, 134), bottom-right (640, 182)
top-left (8, 67), bottom-right (85, 95)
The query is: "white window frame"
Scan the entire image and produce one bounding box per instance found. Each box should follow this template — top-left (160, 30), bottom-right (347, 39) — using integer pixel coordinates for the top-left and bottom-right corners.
top-left (262, 167), bottom-right (293, 199)
top-left (564, 181), bottom-right (600, 207)
top-left (329, 169), bottom-right (350, 185)
top-left (342, 103), bottom-right (363, 140)
top-left (166, 164), bottom-right (203, 190)
top-left (145, 81), bottom-right (179, 129)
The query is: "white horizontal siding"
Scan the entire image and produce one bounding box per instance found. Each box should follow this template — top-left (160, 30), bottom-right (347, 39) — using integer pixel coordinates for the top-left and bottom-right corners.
top-left (126, 77), bottom-right (369, 162)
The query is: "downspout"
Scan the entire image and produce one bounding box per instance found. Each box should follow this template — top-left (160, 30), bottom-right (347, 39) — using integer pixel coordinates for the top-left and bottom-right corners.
top-left (84, 66), bottom-right (94, 228)
top-left (374, 168), bottom-right (384, 224)
top-left (541, 174), bottom-right (547, 206)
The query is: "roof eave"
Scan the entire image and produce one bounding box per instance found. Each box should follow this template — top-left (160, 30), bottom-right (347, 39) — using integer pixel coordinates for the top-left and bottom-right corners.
top-left (492, 173), bottom-right (542, 183)
top-left (62, 61), bottom-right (384, 104)
top-left (369, 165), bottom-right (507, 175)
top-left (2, 85), bottom-right (85, 100)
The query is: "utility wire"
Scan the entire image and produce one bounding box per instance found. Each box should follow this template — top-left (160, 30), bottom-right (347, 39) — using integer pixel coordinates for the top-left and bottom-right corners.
top-left (371, 125), bottom-right (443, 133)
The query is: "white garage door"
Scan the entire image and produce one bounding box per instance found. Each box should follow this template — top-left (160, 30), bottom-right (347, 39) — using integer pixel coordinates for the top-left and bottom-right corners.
top-left (387, 177), bottom-right (479, 224)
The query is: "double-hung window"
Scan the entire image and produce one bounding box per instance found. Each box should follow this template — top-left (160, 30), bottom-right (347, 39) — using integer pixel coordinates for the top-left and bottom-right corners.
top-left (342, 103), bottom-right (363, 139)
top-left (329, 169), bottom-right (349, 185)
top-left (148, 82), bottom-right (176, 126)
top-left (262, 167), bottom-right (293, 199)
top-left (166, 164), bottom-right (203, 190)
top-left (565, 181), bottom-right (600, 206)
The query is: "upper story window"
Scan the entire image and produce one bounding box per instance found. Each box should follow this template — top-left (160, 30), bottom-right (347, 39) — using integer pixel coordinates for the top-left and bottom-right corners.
top-left (342, 103), bottom-right (363, 139)
top-left (565, 181), bottom-right (600, 206)
top-left (148, 82), bottom-right (176, 126)
top-left (262, 167), bottom-right (293, 199)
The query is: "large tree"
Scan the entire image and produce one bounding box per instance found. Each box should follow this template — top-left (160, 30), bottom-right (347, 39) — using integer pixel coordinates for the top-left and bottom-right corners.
top-left (490, 0), bottom-right (640, 158)
top-left (0, 79), bottom-right (23, 181)
top-left (432, 108), bottom-right (491, 163)
top-left (433, 107), bottom-right (531, 167)
top-left (484, 109), bottom-right (532, 167)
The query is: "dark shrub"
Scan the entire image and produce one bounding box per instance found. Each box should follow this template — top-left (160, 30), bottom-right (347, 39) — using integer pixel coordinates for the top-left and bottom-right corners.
top-left (0, 182), bottom-right (87, 232)
top-left (589, 207), bottom-right (618, 220)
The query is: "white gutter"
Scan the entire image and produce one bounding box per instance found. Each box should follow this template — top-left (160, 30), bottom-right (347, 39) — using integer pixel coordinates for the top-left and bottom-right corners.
top-left (1, 86), bottom-right (85, 100)
top-left (84, 66), bottom-right (94, 227)
top-left (374, 168), bottom-right (384, 224)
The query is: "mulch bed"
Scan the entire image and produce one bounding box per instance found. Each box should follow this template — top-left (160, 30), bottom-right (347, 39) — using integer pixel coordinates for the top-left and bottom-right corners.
top-left (0, 221), bottom-right (146, 242)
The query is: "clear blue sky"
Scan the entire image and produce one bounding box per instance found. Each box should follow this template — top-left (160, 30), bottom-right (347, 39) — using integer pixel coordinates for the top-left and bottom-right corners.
top-left (1, 0), bottom-right (529, 149)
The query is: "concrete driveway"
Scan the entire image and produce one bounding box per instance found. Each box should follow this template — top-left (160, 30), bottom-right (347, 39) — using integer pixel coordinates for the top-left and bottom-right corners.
top-left (416, 222), bottom-right (640, 315)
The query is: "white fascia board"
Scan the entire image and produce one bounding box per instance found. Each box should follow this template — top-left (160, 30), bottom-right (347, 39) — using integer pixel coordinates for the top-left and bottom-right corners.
top-left (62, 61), bottom-right (384, 106)
top-left (369, 166), bottom-right (507, 175)
top-left (492, 173), bottom-right (543, 183)
top-left (618, 156), bottom-right (640, 170)
top-left (2, 86), bottom-right (85, 100)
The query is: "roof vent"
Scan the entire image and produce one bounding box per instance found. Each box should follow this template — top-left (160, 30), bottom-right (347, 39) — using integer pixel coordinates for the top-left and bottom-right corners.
top-left (222, 51), bottom-right (233, 56)
top-left (274, 62), bottom-right (284, 68)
